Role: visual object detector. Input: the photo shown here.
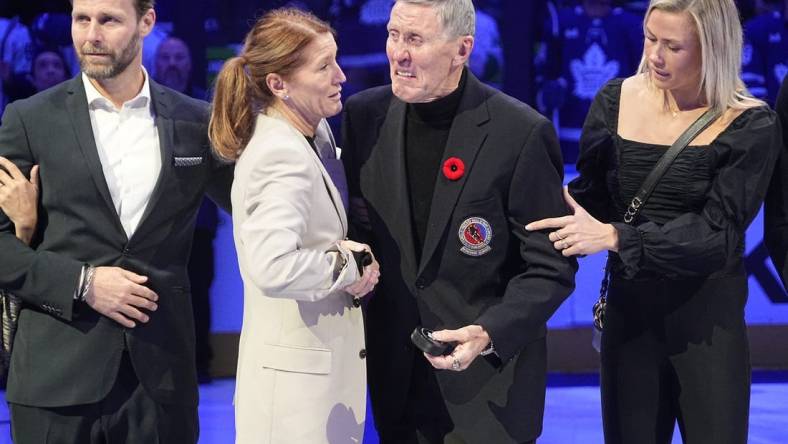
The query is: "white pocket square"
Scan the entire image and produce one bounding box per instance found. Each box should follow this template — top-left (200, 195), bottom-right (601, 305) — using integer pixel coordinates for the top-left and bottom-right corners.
top-left (173, 156), bottom-right (204, 167)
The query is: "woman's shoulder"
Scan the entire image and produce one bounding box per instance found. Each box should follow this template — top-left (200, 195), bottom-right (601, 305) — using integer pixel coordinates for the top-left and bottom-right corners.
top-left (711, 105), bottom-right (779, 158)
top-left (237, 115), bottom-right (310, 165)
top-left (596, 77), bottom-right (626, 105)
top-left (718, 104), bottom-right (778, 138)
top-left (584, 77), bottom-right (629, 133)
top-left (619, 73), bottom-right (653, 103)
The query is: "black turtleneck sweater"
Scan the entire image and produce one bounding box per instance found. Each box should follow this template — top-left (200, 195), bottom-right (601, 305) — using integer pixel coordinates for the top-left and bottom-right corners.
top-left (405, 69), bottom-right (467, 260)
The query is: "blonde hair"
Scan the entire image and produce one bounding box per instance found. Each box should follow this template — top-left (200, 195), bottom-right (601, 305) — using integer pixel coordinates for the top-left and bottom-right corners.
top-left (209, 8), bottom-right (333, 161)
top-left (637, 0), bottom-right (764, 114)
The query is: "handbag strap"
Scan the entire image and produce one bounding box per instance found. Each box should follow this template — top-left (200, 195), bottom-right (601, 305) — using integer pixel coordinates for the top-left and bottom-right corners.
top-left (595, 107), bottom-right (723, 329)
top-left (623, 107), bottom-right (721, 223)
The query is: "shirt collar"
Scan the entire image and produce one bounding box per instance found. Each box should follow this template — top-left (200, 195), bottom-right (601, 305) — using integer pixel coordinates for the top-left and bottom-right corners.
top-left (82, 66), bottom-right (152, 111)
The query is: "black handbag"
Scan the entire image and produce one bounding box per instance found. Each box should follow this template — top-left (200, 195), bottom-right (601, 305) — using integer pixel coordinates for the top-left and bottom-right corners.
top-left (592, 107), bottom-right (722, 334)
top-left (0, 289), bottom-right (21, 380)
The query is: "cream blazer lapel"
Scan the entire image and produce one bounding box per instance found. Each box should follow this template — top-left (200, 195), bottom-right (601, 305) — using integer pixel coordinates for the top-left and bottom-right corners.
top-left (294, 118), bottom-right (348, 234)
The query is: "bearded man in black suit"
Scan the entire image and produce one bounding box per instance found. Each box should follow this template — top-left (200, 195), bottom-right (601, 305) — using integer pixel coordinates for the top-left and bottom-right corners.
top-left (0, 0), bottom-right (231, 441)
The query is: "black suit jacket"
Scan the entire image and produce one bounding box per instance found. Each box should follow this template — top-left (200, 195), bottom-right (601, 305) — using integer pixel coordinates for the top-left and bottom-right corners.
top-left (0, 75), bottom-right (232, 407)
top-left (765, 76), bottom-right (788, 289)
top-left (342, 72), bottom-right (577, 442)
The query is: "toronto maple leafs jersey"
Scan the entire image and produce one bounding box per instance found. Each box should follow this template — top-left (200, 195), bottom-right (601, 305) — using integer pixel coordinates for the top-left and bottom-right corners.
top-left (536, 5), bottom-right (642, 159)
top-left (742, 10), bottom-right (788, 106)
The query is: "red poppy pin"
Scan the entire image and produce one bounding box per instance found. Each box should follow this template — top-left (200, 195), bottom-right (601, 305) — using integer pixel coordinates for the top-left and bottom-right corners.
top-left (442, 157), bottom-right (465, 181)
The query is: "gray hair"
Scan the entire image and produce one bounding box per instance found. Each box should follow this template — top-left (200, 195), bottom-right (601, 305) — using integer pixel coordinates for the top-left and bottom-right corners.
top-left (638, 0), bottom-right (764, 114)
top-left (395, 0), bottom-right (476, 38)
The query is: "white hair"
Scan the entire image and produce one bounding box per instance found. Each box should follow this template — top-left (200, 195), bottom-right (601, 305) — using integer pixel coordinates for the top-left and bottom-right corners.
top-left (395, 0), bottom-right (476, 37)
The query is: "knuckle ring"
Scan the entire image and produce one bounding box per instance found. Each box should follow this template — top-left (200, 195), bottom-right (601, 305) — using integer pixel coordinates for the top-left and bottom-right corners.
top-left (451, 357), bottom-right (461, 371)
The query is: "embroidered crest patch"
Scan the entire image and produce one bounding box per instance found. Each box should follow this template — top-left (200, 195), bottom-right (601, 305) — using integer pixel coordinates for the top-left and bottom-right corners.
top-left (458, 217), bottom-right (493, 256)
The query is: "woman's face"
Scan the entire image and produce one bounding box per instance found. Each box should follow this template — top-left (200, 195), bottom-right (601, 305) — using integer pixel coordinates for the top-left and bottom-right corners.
top-left (283, 32), bottom-right (346, 128)
top-left (32, 51), bottom-right (68, 92)
top-left (643, 9), bottom-right (702, 96)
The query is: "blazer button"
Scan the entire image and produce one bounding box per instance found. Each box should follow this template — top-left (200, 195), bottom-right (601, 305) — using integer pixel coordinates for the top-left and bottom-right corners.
top-left (359, 349), bottom-right (367, 359)
top-left (353, 298), bottom-right (361, 308)
top-left (415, 278), bottom-right (426, 289)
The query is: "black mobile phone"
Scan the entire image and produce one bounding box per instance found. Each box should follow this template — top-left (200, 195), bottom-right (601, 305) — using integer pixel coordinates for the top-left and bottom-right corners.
top-left (410, 327), bottom-right (456, 356)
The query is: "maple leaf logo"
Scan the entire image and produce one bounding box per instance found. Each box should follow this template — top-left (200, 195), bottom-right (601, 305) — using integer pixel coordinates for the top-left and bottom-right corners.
top-left (570, 43), bottom-right (620, 100)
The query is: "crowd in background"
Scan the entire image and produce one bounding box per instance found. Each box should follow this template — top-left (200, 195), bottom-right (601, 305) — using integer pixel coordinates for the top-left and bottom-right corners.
top-left (3, 0), bottom-right (786, 158)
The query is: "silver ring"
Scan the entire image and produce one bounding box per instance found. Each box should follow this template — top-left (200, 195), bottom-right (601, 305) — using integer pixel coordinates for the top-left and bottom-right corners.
top-left (451, 357), bottom-right (461, 371)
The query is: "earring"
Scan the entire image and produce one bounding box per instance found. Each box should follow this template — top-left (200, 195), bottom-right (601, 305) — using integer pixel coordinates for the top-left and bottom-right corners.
top-left (283, 94), bottom-right (290, 101)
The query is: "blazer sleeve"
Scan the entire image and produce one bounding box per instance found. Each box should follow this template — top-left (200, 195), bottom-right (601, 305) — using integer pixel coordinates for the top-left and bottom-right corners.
top-left (0, 103), bottom-right (83, 321)
top-left (237, 136), bottom-right (359, 302)
top-left (205, 151), bottom-right (234, 214)
top-left (475, 119), bottom-right (577, 362)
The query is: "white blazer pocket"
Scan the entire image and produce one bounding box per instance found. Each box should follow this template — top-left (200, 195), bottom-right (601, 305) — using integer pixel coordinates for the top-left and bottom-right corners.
top-left (259, 343), bottom-right (332, 375)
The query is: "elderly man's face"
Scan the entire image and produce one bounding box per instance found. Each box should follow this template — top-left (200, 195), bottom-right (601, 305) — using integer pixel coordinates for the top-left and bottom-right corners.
top-left (385, 2), bottom-right (470, 103)
top-left (155, 37), bottom-right (191, 93)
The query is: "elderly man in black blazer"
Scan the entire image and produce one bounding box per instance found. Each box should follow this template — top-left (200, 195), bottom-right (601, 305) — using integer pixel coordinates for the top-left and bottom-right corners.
top-left (342, 0), bottom-right (577, 442)
top-left (0, 0), bottom-right (231, 442)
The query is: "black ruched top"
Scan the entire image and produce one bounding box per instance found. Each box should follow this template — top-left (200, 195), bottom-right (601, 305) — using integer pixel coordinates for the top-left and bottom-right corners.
top-left (569, 78), bottom-right (782, 281)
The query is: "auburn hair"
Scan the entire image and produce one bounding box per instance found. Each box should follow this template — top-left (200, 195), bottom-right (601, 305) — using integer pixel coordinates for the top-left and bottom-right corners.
top-left (209, 8), bottom-right (333, 161)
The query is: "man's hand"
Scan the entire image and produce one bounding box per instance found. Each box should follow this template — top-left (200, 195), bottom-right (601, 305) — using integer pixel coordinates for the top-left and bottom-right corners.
top-left (424, 325), bottom-right (491, 372)
top-left (0, 157), bottom-right (39, 245)
top-left (85, 267), bottom-right (159, 328)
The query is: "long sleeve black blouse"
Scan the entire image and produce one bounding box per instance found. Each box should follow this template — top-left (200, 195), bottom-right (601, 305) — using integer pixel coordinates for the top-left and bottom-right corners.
top-left (569, 78), bottom-right (783, 280)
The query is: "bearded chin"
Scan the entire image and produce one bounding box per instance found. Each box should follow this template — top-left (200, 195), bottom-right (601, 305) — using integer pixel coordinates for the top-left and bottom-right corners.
top-left (79, 34), bottom-right (140, 80)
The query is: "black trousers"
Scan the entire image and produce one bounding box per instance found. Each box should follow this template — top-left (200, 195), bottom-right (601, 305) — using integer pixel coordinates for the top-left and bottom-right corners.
top-left (601, 276), bottom-right (750, 444)
top-left (9, 353), bottom-right (198, 444)
top-left (377, 353), bottom-right (537, 444)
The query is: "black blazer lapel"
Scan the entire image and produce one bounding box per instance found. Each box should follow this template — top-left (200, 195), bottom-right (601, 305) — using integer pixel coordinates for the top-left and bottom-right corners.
top-left (65, 76), bottom-right (127, 239)
top-left (419, 74), bottom-right (491, 275)
top-left (130, 81), bottom-right (176, 244)
top-left (363, 98), bottom-right (420, 279)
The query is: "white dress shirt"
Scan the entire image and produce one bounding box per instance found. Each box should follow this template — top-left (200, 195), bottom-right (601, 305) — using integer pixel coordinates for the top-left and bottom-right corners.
top-left (82, 69), bottom-right (161, 238)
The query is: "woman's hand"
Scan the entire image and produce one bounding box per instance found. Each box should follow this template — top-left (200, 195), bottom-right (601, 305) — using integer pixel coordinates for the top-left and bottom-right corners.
top-left (339, 239), bottom-right (380, 297)
top-left (0, 157), bottom-right (39, 245)
top-left (525, 187), bottom-right (618, 257)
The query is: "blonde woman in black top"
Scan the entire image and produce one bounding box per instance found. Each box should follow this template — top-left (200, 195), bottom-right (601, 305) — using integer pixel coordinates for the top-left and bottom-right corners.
top-left (528, 0), bottom-right (782, 443)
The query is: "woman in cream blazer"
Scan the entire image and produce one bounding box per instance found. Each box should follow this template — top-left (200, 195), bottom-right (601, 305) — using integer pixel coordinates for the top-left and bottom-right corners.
top-left (209, 9), bottom-right (379, 444)
top-left (232, 112), bottom-right (373, 443)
